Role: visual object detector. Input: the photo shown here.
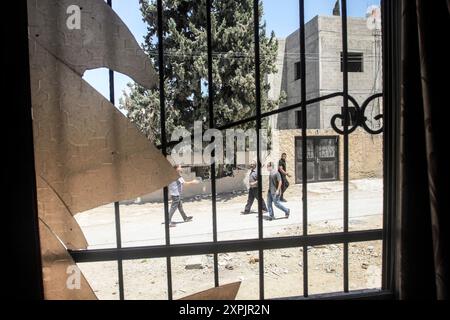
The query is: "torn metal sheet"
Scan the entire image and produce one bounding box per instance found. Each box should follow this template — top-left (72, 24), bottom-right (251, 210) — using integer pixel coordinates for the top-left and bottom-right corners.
top-left (39, 220), bottom-right (97, 300)
top-left (36, 176), bottom-right (88, 250)
top-left (27, 0), bottom-right (158, 89)
top-left (28, 0), bottom-right (177, 299)
top-left (179, 282), bottom-right (242, 300)
top-left (30, 39), bottom-right (177, 215)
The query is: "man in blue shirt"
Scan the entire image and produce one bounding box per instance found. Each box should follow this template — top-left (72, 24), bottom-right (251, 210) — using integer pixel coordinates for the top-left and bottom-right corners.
top-left (266, 162), bottom-right (290, 221)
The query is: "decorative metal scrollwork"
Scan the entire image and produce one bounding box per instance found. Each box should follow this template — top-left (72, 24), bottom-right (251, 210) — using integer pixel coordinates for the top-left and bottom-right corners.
top-left (331, 93), bottom-right (383, 135)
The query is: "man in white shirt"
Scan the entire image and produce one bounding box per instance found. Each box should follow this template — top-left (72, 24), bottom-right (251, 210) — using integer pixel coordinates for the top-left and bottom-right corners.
top-left (168, 164), bottom-right (200, 227)
top-left (242, 161), bottom-right (268, 214)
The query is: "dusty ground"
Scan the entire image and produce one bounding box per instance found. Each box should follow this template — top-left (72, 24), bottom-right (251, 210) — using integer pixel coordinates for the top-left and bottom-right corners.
top-left (77, 179), bottom-right (383, 300)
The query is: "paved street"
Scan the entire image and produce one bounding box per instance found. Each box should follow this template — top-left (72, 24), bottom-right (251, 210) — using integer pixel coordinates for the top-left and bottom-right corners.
top-left (76, 179), bottom-right (383, 249)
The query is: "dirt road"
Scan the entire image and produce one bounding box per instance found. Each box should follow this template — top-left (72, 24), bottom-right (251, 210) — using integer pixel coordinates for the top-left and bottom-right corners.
top-left (76, 179), bottom-right (383, 299)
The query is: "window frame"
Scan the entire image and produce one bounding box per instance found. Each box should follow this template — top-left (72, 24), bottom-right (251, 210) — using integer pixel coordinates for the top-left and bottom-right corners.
top-left (18, 0), bottom-right (401, 300)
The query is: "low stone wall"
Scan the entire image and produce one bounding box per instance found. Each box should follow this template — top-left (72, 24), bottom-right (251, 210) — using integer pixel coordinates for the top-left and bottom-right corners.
top-left (129, 169), bottom-right (249, 204)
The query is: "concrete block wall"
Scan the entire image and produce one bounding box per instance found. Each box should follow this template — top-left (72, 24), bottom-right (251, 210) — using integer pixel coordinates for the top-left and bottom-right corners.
top-left (277, 16), bottom-right (321, 130)
top-left (130, 168), bottom-right (249, 204)
top-left (318, 16), bottom-right (383, 128)
top-left (272, 15), bottom-right (383, 131)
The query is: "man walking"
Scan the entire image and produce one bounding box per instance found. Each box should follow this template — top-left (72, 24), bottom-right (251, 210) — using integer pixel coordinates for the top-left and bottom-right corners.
top-left (278, 153), bottom-right (291, 202)
top-left (168, 164), bottom-right (199, 227)
top-left (242, 161), bottom-right (268, 214)
top-left (266, 162), bottom-right (290, 221)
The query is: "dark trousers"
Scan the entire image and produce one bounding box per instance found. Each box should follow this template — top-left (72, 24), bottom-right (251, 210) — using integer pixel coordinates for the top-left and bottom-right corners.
top-left (280, 174), bottom-right (289, 199)
top-left (244, 188), bottom-right (268, 213)
top-left (169, 196), bottom-right (188, 222)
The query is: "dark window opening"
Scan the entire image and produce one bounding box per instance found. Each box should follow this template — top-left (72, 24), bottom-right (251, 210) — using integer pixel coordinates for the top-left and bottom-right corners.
top-left (341, 106), bottom-right (358, 126)
top-left (341, 52), bottom-right (364, 72)
top-left (294, 61), bottom-right (301, 80)
top-left (295, 110), bottom-right (303, 128)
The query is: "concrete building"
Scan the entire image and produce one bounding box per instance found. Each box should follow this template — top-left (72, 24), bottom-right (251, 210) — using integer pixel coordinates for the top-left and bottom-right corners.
top-left (268, 15), bottom-right (383, 183)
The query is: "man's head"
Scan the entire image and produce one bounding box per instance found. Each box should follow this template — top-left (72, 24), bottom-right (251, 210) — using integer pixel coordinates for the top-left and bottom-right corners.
top-left (281, 153), bottom-right (287, 160)
top-left (173, 164), bottom-right (183, 175)
top-left (250, 160), bottom-right (257, 170)
top-left (267, 162), bottom-right (274, 172)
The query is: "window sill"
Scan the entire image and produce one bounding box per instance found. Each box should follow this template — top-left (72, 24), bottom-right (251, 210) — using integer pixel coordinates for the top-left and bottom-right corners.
top-left (272, 289), bottom-right (394, 300)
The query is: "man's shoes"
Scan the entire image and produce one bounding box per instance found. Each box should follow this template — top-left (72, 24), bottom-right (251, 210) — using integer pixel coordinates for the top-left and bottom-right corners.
top-left (285, 209), bottom-right (290, 218)
top-left (184, 216), bottom-right (193, 222)
top-left (267, 215), bottom-right (275, 221)
top-left (241, 211), bottom-right (250, 215)
top-left (280, 198), bottom-right (287, 202)
top-left (169, 222), bottom-right (176, 228)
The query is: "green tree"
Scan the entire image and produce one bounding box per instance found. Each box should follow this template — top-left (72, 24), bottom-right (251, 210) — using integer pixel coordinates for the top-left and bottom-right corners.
top-left (120, 0), bottom-right (285, 144)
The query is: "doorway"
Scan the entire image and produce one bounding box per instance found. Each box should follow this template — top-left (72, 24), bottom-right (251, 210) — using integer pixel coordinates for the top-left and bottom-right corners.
top-left (295, 136), bottom-right (339, 183)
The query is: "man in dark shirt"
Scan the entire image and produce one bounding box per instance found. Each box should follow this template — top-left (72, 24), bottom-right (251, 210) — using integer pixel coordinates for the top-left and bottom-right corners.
top-left (242, 161), bottom-right (268, 214)
top-left (278, 153), bottom-right (291, 202)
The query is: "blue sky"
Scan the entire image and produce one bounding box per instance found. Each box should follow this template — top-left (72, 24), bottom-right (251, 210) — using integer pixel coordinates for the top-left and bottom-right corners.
top-left (84, 0), bottom-right (380, 107)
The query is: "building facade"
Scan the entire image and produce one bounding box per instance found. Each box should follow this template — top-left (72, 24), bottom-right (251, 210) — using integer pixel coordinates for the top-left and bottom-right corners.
top-left (268, 15), bottom-right (383, 183)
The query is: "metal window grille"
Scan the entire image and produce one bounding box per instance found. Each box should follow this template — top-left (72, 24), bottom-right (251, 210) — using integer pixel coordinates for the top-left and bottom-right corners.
top-left (69, 0), bottom-right (389, 300)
